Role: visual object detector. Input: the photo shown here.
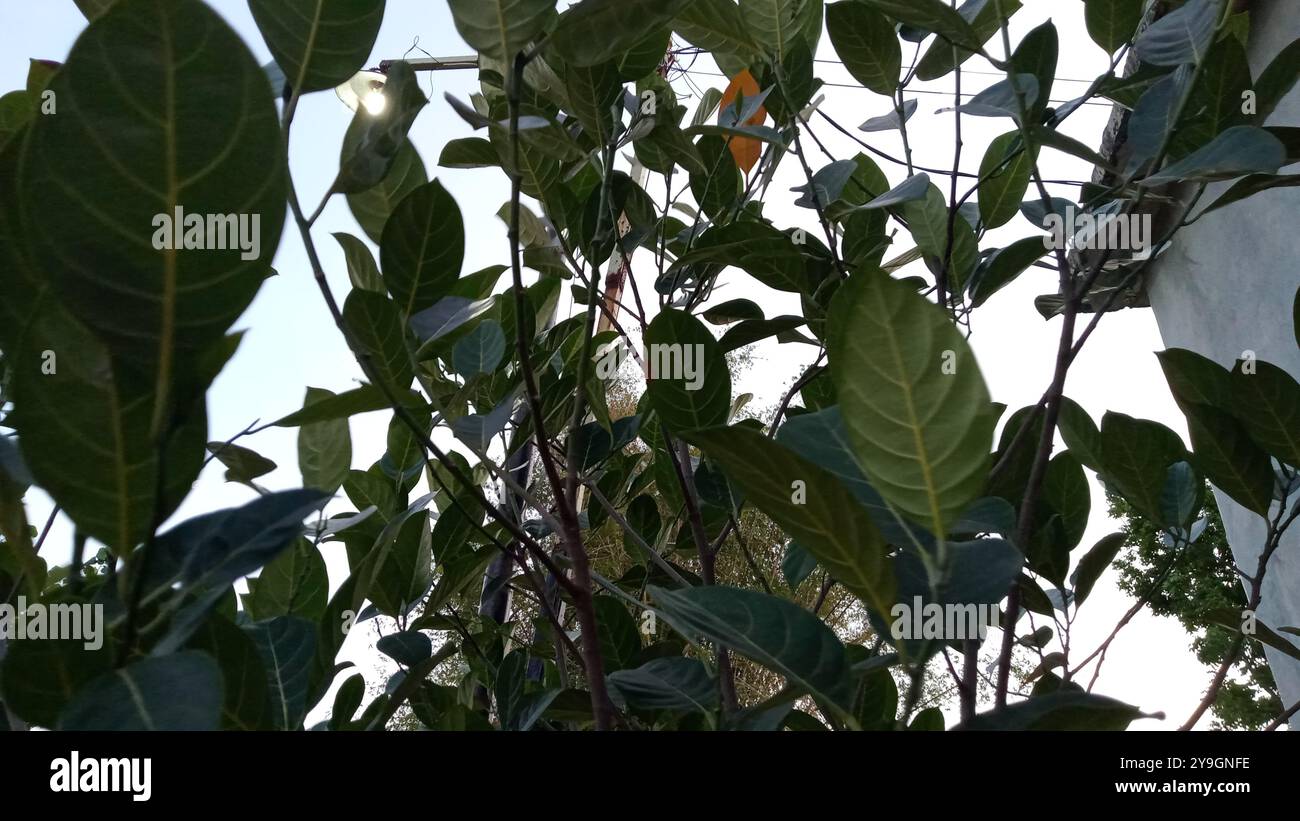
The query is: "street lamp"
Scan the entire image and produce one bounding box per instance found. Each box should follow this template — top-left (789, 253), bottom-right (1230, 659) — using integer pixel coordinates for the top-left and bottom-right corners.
top-left (335, 56), bottom-right (479, 114)
top-left (334, 70), bottom-right (388, 115)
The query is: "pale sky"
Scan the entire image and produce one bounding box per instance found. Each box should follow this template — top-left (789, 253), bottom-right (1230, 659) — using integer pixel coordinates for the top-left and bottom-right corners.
top-left (0, 0), bottom-right (1212, 728)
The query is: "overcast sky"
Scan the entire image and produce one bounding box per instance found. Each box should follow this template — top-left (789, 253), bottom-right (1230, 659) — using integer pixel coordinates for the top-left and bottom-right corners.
top-left (0, 0), bottom-right (1213, 728)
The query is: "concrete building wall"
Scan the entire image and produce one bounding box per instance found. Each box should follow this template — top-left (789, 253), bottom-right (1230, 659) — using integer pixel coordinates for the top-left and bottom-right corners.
top-left (1145, 0), bottom-right (1300, 727)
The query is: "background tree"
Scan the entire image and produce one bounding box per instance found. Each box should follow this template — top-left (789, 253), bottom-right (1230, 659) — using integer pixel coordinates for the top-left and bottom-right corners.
top-left (1111, 488), bottom-right (1282, 729)
top-left (1, 0), bottom-right (1298, 732)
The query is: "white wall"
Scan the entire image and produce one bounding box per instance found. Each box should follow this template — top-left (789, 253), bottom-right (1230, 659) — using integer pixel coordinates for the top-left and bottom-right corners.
top-left (1146, 0), bottom-right (1300, 728)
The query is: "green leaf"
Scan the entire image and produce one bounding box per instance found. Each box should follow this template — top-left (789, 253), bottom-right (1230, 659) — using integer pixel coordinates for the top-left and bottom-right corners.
top-left (142, 489), bottom-right (331, 603)
top-left (1042, 452), bottom-right (1090, 551)
top-left (245, 616), bottom-right (318, 731)
top-left (608, 657), bottom-right (719, 713)
top-left (1, 632), bottom-right (113, 728)
top-left (1230, 360), bottom-right (1300, 469)
top-left (957, 691), bottom-right (1152, 730)
top-left (19, 0), bottom-right (285, 422)
top-left (60, 652), bottom-right (223, 730)
top-left (909, 706), bottom-right (944, 730)
top-left (1159, 460), bottom-right (1200, 531)
top-left (829, 273), bottom-right (996, 537)
top-left (1157, 348), bottom-right (1274, 516)
top-left (719, 316), bottom-right (807, 352)
top-left (447, 0), bottom-right (556, 61)
top-left (381, 179), bottom-right (466, 321)
top-left (1098, 412), bottom-right (1187, 524)
top-left (72, 0), bottom-right (115, 19)
top-left (1030, 125), bottom-right (1114, 170)
top-left (1010, 21), bottom-right (1057, 127)
top-left (618, 28), bottom-right (671, 81)
top-left (1084, 0), bottom-right (1144, 54)
top-left (593, 596), bottom-right (642, 672)
top-left (550, 0), bottom-right (689, 67)
top-left (855, 0), bottom-right (984, 52)
top-left (207, 441), bottom-right (276, 484)
top-left (6, 295), bottom-right (207, 554)
top-left (855, 172), bottom-right (930, 210)
top-left (452, 392), bottom-right (518, 451)
top-left (741, 0), bottom-right (809, 61)
top-left (690, 135), bottom-right (742, 220)
top-left (1205, 609), bottom-right (1300, 662)
top-left (411, 296), bottom-right (496, 356)
top-left (952, 74), bottom-right (1038, 119)
top-left (1056, 396), bottom-right (1104, 472)
top-left (248, 0), bottom-right (385, 94)
top-left (1133, 0), bottom-right (1220, 67)
top-left (1124, 69), bottom-right (1188, 174)
top-left (859, 98), bottom-right (917, 133)
top-left (297, 388), bottom-right (353, 495)
top-left (826, 1), bottom-right (901, 96)
top-left (1172, 34), bottom-right (1251, 154)
top-left (344, 289), bottom-right (415, 391)
top-left (371, 510), bottom-right (433, 617)
top-left (915, 0), bottom-right (1022, 82)
top-left (647, 584), bottom-right (854, 713)
top-left (246, 537), bottom-right (329, 621)
top-left (329, 673), bottom-right (365, 728)
top-left (1200, 173), bottom-right (1300, 218)
top-left (776, 406), bottom-right (930, 548)
top-left (782, 540), bottom-right (818, 588)
top-left (1140, 126), bottom-right (1287, 187)
top-left (347, 139), bottom-right (428, 243)
top-left (0, 92), bottom-right (33, 150)
top-left (978, 132), bottom-right (1034, 229)
top-left (270, 384), bottom-right (402, 427)
top-left (452, 319), bottom-right (507, 379)
top-left (669, 222), bottom-right (809, 293)
top-left (187, 613), bottom-right (270, 730)
top-left (439, 136), bottom-right (500, 169)
top-left (377, 631), bottom-right (433, 666)
top-left (493, 649), bottom-right (559, 730)
top-left (674, 0), bottom-right (762, 65)
top-left (703, 298), bottom-right (765, 324)
top-left (1253, 38), bottom-right (1300, 125)
top-left (969, 235), bottom-right (1045, 307)
top-left (901, 180), bottom-right (978, 284)
top-left (643, 309), bottom-right (731, 432)
top-left (330, 675), bottom-right (366, 732)
top-left (333, 232), bottom-right (384, 292)
top-left (562, 60), bottom-right (623, 146)
top-left (1070, 532), bottom-right (1123, 606)
top-left (685, 426), bottom-right (895, 617)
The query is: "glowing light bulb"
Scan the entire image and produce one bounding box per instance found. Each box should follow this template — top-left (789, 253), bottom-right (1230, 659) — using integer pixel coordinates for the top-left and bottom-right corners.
top-left (361, 90), bottom-right (387, 116)
top-left (335, 70), bottom-right (388, 115)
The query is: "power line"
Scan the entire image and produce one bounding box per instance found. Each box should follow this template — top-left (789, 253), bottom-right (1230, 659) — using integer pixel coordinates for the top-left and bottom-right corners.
top-left (682, 67), bottom-right (1111, 108)
top-left (811, 56), bottom-right (1101, 85)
